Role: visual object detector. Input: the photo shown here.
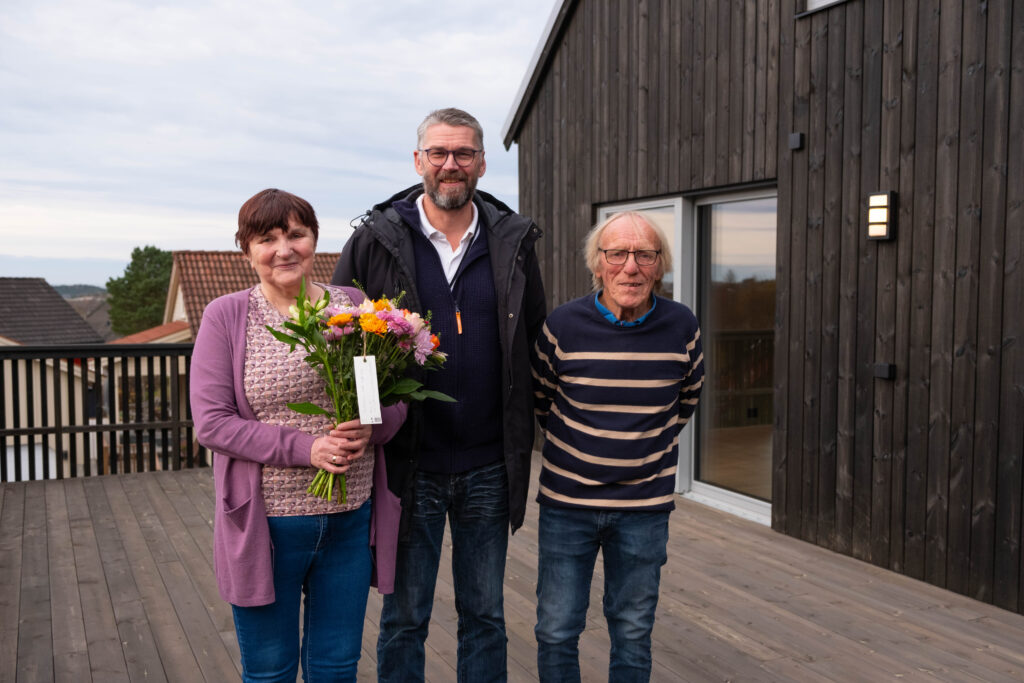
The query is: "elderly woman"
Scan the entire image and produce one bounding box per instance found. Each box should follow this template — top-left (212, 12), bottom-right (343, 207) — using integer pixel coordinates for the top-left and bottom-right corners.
top-left (190, 188), bottom-right (406, 682)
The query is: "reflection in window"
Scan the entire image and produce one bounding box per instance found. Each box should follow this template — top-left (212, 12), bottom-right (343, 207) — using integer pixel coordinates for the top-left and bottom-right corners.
top-left (697, 197), bottom-right (776, 502)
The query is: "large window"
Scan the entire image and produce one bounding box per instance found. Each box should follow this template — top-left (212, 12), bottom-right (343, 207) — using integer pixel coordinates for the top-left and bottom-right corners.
top-left (696, 194), bottom-right (776, 503)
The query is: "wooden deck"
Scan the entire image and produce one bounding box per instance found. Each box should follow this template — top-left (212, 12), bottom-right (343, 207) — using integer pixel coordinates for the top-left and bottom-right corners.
top-left (4, 467), bottom-right (1024, 682)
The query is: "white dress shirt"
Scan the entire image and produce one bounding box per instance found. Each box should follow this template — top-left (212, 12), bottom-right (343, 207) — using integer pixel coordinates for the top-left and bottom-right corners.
top-left (416, 194), bottom-right (480, 286)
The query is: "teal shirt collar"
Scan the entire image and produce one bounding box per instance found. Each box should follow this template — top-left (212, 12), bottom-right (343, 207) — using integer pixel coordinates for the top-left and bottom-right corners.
top-left (593, 291), bottom-right (656, 327)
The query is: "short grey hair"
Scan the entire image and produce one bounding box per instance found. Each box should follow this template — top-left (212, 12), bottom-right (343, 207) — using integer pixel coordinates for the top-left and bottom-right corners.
top-left (583, 211), bottom-right (672, 292)
top-left (416, 108), bottom-right (484, 149)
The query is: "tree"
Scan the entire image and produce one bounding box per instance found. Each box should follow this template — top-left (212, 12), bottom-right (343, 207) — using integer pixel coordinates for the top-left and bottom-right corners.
top-left (106, 246), bottom-right (173, 336)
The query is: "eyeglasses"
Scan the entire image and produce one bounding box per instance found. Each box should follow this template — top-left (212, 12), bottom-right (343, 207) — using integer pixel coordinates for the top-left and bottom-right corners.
top-left (599, 249), bottom-right (661, 266)
top-left (418, 148), bottom-right (483, 168)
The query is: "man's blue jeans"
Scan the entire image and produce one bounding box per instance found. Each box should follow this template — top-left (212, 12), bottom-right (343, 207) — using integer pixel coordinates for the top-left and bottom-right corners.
top-left (377, 461), bottom-right (510, 682)
top-left (231, 502), bottom-right (372, 683)
top-left (535, 504), bottom-right (669, 683)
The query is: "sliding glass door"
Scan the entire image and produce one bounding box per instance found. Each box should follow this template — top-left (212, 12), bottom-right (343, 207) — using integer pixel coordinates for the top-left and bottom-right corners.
top-left (696, 195), bottom-right (776, 502)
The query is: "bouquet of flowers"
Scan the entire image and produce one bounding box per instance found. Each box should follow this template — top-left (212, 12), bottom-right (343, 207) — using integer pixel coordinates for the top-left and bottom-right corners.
top-left (266, 281), bottom-right (452, 502)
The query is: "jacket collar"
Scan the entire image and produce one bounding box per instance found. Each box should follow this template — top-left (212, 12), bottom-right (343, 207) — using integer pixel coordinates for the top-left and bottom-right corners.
top-left (361, 184), bottom-right (540, 253)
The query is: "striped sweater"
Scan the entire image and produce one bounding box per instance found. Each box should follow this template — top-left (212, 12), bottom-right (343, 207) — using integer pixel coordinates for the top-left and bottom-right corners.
top-left (532, 294), bottom-right (704, 510)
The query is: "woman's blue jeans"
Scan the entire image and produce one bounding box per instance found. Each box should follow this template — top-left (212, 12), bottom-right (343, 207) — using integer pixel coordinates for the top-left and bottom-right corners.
top-left (377, 461), bottom-right (510, 682)
top-left (230, 502), bottom-right (372, 683)
top-left (535, 504), bottom-right (669, 683)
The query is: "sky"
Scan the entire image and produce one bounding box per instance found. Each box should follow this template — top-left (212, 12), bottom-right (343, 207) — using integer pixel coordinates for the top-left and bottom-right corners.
top-left (0, 0), bottom-right (559, 287)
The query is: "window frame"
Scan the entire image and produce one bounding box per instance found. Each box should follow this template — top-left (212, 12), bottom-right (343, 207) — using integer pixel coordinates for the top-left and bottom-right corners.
top-left (796, 0), bottom-right (847, 18)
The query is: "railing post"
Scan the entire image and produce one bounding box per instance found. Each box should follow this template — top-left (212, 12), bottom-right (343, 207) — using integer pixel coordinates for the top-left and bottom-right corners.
top-left (171, 353), bottom-right (183, 470)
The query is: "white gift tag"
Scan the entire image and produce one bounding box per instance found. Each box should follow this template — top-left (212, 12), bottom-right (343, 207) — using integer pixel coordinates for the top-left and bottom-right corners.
top-left (354, 356), bottom-right (383, 424)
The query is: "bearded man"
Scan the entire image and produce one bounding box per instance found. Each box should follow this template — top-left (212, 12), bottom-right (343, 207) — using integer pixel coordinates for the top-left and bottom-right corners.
top-left (333, 107), bottom-right (546, 683)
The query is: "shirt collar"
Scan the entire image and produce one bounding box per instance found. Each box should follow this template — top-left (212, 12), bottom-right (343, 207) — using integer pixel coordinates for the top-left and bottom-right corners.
top-left (593, 291), bottom-right (657, 327)
top-left (416, 194), bottom-right (478, 247)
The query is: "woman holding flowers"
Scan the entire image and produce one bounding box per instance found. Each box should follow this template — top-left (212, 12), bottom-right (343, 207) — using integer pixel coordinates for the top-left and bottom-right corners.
top-left (190, 188), bottom-right (406, 682)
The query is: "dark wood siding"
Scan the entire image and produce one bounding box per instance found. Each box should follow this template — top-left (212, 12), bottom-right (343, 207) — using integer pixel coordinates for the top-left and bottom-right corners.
top-left (516, 0), bottom-right (781, 299)
top-left (773, 0), bottom-right (1024, 612)
top-left (510, 0), bottom-right (1024, 615)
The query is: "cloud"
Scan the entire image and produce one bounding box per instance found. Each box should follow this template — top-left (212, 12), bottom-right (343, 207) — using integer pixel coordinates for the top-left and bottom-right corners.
top-left (0, 0), bottom-right (557, 283)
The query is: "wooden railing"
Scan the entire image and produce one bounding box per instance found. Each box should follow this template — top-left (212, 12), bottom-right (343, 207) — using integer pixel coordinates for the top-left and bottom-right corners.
top-left (1, 344), bottom-right (207, 482)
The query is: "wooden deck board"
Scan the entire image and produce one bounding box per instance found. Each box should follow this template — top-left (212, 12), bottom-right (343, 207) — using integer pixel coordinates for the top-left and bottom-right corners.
top-left (64, 479), bottom-right (130, 683)
top-left (99, 475), bottom-right (206, 683)
top-left (44, 482), bottom-right (90, 682)
top-left (18, 482), bottom-right (53, 683)
top-left (6, 466), bottom-right (1024, 682)
top-left (0, 483), bottom-right (24, 683)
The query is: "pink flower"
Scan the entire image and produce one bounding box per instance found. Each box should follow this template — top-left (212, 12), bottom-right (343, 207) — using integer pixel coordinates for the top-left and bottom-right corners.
top-left (404, 311), bottom-right (426, 334)
top-left (386, 315), bottom-right (414, 336)
top-left (413, 328), bottom-right (435, 365)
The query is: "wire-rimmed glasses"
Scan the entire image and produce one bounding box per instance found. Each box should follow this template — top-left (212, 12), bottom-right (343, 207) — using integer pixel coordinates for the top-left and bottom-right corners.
top-left (599, 249), bottom-right (661, 266)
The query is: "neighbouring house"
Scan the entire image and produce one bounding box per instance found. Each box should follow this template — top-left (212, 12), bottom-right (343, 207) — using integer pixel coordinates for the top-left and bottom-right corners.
top-left (0, 277), bottom-right (105, 480)
top-left (67, 293), bottom-right (115, 342)
top-left (504, 0), bottom-right (1024, 614)
top-left (162, 250), bottom-right (341, 339)
top-left (0, 277), bottom-right (105, 346)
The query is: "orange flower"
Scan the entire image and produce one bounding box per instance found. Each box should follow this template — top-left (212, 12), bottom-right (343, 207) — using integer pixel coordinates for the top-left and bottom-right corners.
top-left (359, 312), bottom-right (388, 335)
top-left (373, 298), bottom-right (392, 311)
top-left (430, 334), bottom-right (440, 349)
top-left (327, 313), bottom-right (353, 326)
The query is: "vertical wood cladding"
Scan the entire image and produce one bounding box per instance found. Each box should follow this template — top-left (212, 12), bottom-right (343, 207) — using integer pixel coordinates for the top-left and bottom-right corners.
top-left (513, 0), bottom-right (1024, 614)
top-left (518, 0), bottom-right (780, 296)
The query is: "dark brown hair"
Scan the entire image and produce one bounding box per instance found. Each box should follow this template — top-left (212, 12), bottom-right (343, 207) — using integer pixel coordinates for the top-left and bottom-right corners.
top-left (236, 189), bottom-right (319, 254)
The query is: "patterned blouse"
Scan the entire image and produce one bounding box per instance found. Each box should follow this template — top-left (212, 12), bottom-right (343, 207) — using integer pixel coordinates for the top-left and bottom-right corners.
top-left (243, 284), bottom-right (374, 516)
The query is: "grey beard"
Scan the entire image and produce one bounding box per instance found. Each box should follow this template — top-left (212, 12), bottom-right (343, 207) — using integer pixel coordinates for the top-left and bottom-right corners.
top-left (425, 180), bottom-right (475, 210)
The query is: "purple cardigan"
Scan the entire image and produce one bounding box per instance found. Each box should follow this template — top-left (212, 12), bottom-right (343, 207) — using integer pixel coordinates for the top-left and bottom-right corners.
top-left (190, 287), bottom-right (406, 607)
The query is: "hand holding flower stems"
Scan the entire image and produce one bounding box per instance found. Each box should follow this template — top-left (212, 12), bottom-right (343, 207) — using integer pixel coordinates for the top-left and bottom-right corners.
top-left (309, 419), bottom-right (371, 500)
top-left (266, 281), bottom-right (454, 503)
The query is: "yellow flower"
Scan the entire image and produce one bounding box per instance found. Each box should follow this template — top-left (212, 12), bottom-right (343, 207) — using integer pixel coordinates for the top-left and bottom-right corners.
top-left (359, 313), bottom-right (388, 335)
top-left (328, 313), bottom-right (353, 326)
top-left (373, 298), bottom-right (392, 311)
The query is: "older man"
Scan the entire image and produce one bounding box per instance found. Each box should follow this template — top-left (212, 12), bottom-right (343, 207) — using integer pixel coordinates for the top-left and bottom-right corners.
top-left (333, 108), bottom-right (546, 682)
top-left (531, 211), bottom-right (704, 682)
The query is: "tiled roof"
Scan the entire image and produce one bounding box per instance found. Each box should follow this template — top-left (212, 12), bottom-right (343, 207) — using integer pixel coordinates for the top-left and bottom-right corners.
top-left (111, 320), bottom-right (191, 344)
top-left (67, 294), bottom-right (115, 341)
top-left (0, 278), bottom-right (105, 345)
top-left (173, 251), bottom-right (341, 337)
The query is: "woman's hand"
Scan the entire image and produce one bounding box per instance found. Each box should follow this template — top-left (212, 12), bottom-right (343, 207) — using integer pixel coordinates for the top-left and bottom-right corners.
top-left (309, 419), bottom-right (371, 472)
top-left (330, 418), bottom-right (371, 461)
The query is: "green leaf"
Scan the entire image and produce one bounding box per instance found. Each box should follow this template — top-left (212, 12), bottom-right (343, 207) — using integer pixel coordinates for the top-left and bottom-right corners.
top-left (417, 389), bottom-right (457, 402)
top-left (286, 401), bottom-right (331, 415)
top-left (265, 326), bottom-right (299, 346)
top-left (407, 389), bottom-right (457, 403)
top-left (387, 377), bottom-right (423, 394)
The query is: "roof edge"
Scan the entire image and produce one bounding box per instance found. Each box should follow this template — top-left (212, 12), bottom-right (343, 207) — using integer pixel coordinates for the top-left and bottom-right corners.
top-left (501, 0), bottom-right (578, 150)
top-left (163, 258), bottom-right (182, 324)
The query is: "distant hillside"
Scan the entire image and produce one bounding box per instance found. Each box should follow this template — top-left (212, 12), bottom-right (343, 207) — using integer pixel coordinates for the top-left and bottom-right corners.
top-left (54, 284), bottom-right (107, 298)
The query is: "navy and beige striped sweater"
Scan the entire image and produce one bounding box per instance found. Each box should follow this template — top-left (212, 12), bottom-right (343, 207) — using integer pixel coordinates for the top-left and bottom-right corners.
top-left (532, 294), bottom-right (704, 511)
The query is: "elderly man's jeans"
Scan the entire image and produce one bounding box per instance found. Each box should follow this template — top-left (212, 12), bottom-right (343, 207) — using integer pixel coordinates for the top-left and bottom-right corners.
top-left (230, 503), bottom-right (372, 683)
top-left (377, 461), bottom-right (510, 683)
top-left (535, 504), bottom-right (669, 683)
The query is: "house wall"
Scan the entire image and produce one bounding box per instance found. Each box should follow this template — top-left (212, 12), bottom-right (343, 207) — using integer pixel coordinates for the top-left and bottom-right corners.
top-left (774, 0), bottom-right (1024, 612)
top-left (516, 0), bottom-right (781, 305)
top-left (513, 0), bottom-right (1024, 614)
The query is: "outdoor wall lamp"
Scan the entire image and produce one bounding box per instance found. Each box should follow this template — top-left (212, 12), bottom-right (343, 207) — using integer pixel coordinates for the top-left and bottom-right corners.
top-left (867, 191), bottom-right (896, 240)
